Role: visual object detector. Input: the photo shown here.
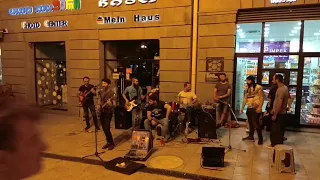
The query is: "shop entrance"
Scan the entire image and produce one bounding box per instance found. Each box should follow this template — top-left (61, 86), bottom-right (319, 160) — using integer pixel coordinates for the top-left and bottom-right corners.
top-left (104, 40), bottom-right (159, 105)
top-left (34, 42), bottom-right (67, 111)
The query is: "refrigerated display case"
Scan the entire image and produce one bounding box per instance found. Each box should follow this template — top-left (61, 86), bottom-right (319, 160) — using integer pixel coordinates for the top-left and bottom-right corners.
top-left (301, 57), bottom-right (320, 126)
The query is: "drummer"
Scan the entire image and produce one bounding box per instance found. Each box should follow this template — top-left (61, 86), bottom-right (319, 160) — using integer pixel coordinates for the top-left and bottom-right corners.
top-left (177, 82), bottom-right (198, 125)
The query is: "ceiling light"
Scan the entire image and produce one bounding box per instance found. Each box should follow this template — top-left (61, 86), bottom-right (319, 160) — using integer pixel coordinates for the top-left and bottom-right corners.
top-left (298, 22), bottom-right (302, 25)
top-left (237, 25), bottom-right (240, 28)
top-left (314, 33), bottom-right (320, 36)
top-left (237, 29), bottom-right (243, 33)
top-left (265, 27), bottom-right (270, 31)
top-left (270, 39), bottom-right (275, 41)
top-left (264, 31), bottom-right (269, 35)
top-left (264, 34), bottom-right (269, 37)
top-left (239, 32), bottom-right (245, 36)
top-left (240, 36), bottom-right (245, 38)
top-left (291, 30), bottom-right (298, 33)
top-left (248, 39), bottom-right (254, 42)
top-left (289, 34), bottom-right (294, 36)
top-left (294, 27), bottom-right (301, 30)
top-left (265, 24), bottom-right (270, 27)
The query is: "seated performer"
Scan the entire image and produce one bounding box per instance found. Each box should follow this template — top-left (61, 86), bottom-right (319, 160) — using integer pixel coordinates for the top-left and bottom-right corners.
top-left (99, 78), bottom-right (116, 150)
top-left (78, 76), bottom-right (99, 131)
top-left (122, 78), bottom-right (145, 129)
top-left (144, 94), bottom-right (172, 141)
top-left (177, 82), bottom-right (198, 125)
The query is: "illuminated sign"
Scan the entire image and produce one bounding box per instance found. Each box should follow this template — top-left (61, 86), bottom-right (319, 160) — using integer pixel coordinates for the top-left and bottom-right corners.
top-left (97, 14), bottom-right (160, 24)
top-left (44, 20), bottom-right (68, 28)
top-left (21, 20), bottom-right (68, 29)
top-left (270, 0), bottom-right (296, 4)
top-left (21, 22), bottom-right (41, 30)
top-left (9, 0), bottom-right (81, 16)
top-left (98, 0), bottom-right (156, 8)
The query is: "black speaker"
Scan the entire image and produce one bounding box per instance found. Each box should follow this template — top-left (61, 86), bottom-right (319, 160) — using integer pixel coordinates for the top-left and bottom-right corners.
top-left (198, 110), bottom-right (217, 139)
top-left (201, 147), bottom-right (225, 167)
top-left (115, 106), bottom-right (132, 129)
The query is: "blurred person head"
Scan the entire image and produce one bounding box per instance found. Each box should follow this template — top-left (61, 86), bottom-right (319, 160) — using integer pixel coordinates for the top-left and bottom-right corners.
top-left (184, 82), bottom-right (191, 92)
top-left (219, 73), bottom-right (227, 83)
top-left (246, 75), bottom-right (256, 87)
top-left (132, 78), bottom-right (139, 87)
top-left (83, 76), bottom-right (90, 86)
top-left (101, 78), bottom-right (111, 88)
top-left (148, 94), bottom-right (159, 106)
top-left (273, 74), bottom-right (284, 86)
top-left (0, 98), bottom-right (47, 180)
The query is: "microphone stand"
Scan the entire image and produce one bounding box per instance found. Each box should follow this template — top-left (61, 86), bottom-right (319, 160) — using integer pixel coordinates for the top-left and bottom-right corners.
top-left (82, 89), bottom-right (105, 166)
top-left (218, 100), bottom-right (246, 153)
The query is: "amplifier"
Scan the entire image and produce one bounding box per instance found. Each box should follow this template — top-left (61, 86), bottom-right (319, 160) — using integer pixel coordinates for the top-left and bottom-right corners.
top-left (197, 110), bottom-right (217, 139)
top-left (201, 147), bottom-right (225, 168)
top-left (115, 106), bottom-right (132, 129)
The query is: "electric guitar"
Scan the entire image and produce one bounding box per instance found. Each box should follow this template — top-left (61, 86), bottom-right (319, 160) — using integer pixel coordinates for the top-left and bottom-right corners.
top-left (125, 100), bottom-right (138, 112)
top-left (79, 84), bottom-right (99, 105)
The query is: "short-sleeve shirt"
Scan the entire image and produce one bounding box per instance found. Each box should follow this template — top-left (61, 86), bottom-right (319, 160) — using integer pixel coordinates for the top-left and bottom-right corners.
top-left (123, 86), bottom-right (143, 104)
top-left (147, 101), bottom-right (167, 120)
top-left (215, 82), bottom-right (232, 102)
top-left (79, 84), bottom-right (95, 105)
top-left (273, 85), bottom-right (289, 115)
top-left (246, 84), bottom-right (263, 109)
top-left (178, 91), bottom-right (197, 106)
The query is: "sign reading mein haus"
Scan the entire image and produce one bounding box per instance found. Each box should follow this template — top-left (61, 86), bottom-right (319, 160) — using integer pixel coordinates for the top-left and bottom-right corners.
top-left (97, 14), bottom-right (160, 24)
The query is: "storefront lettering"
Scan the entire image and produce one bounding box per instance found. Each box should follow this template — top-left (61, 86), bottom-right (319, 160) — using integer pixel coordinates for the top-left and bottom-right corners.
top-left (270, 0), bottom-right (296, 4)
top-left (8, 0), bottom-right (81, 16)
top-left (134, 14), bottom-right (160, 22)
top-left (97, 14), bottom-right (160, 24)
top-left (44, 20), bottom-right (68, 28)
top-left (98, 0), bottom-right (156, 8)
top-left (21, 22), bottom-right (41, 30)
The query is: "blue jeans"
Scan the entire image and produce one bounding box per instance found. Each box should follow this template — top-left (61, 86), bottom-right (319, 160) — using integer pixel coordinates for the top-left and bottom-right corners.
top-left (144, 118), bottom-right (169, 140)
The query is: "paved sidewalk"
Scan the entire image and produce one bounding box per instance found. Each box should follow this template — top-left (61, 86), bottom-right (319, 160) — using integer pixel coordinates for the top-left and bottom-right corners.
top-left (26, 114), bottom-right (320, 180)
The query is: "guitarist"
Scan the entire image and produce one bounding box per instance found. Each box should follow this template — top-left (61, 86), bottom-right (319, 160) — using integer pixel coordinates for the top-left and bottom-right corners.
top-left (78, 76), bottom-right (99, 132)
top-left (122, 78), bottom-right (145, 129)
top-left (100, 78), bottom-right (116, 150)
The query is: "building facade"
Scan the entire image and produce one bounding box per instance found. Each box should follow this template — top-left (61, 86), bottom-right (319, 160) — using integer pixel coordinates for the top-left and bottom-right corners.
top-left (1, 0), bottom-right (320, 127)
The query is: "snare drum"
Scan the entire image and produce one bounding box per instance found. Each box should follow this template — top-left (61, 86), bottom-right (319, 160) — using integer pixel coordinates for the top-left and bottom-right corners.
top-left (171, 102), bottom-right (180, 112)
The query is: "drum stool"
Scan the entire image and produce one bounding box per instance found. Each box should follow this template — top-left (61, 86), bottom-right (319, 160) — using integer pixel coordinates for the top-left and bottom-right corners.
top-left (272, 145), bottom-right (295, 174)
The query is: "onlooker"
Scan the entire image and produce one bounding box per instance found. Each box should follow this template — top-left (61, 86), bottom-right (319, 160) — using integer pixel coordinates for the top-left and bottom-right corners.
top-left (269, 74), bottom-right (289, 148)
top-left (0, 97), bottom-right (47, 180)
top-left (240, 76), bottom-right (264, 145)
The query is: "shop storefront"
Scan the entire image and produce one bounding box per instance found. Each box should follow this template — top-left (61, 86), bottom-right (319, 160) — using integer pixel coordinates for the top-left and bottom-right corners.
top-left (234, 5), bottom-right (320, 127)
top-left (0, 0), bottom-right (192, 115)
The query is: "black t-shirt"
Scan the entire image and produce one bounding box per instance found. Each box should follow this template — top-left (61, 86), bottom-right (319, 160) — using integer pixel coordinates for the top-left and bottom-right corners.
top-left (147, 101), bottom-right (167, 120)
top-left (266, 86), bottom-right (277, 112)
top-left (79, 84), bottom-right (95, 105)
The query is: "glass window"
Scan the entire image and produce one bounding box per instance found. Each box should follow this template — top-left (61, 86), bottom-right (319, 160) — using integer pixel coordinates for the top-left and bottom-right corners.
top-left (263, 55), bottom-right (298, 69)
top-left (264, 21), bottom-right (301, 53)
top-left (35, 43), bottom-right (67, 110)
top-left (236, 23), bottom-right (262, 53)
top-left (303, 20), bottom-right (320, 52)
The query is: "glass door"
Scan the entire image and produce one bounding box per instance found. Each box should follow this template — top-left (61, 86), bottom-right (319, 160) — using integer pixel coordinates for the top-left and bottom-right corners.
top-left (301, 57), bottom-right (320, 126)
top-left (234, 56), bottom-right (259, 114)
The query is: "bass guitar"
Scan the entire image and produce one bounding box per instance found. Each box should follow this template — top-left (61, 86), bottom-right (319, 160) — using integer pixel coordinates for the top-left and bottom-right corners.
top-left (79, 84), bottom-right (99, 106)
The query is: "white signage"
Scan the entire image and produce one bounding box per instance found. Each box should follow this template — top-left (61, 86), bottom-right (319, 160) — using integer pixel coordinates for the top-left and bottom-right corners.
top-left (97, 14), bottom-right (160, 24)
top-left (98, 0), bottom-right (156, 8)
top-left (270, 0), bottom-right (296, 4)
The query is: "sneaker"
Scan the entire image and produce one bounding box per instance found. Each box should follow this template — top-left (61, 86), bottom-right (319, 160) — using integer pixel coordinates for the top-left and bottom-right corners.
top-left (108, 144), bottom-right (114, 150)
top-left (156, 126), bottom-right (162, 136)
top-left (267, 144), bottom-right (274, 149)
top-left (242, 136), bottom-right (254, 141)
top-left (258, 139), bottom-right (263, 145)
top-left (102, 143), bottom-right (114, 150)
top-left (245, 129), bottom-right (250, 133)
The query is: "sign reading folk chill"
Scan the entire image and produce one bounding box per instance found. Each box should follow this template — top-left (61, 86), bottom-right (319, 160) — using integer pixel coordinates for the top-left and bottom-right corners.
top-left (98, 0), bottom-right (156, 8)
top-left (97, 14), bottom-right (160, 24)
top-left (21, 20), bottom-right (68, 30)
top-left (9, 0), bottom-right (81, 16)
top-left (270, 0), bottom-right (296, 4)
